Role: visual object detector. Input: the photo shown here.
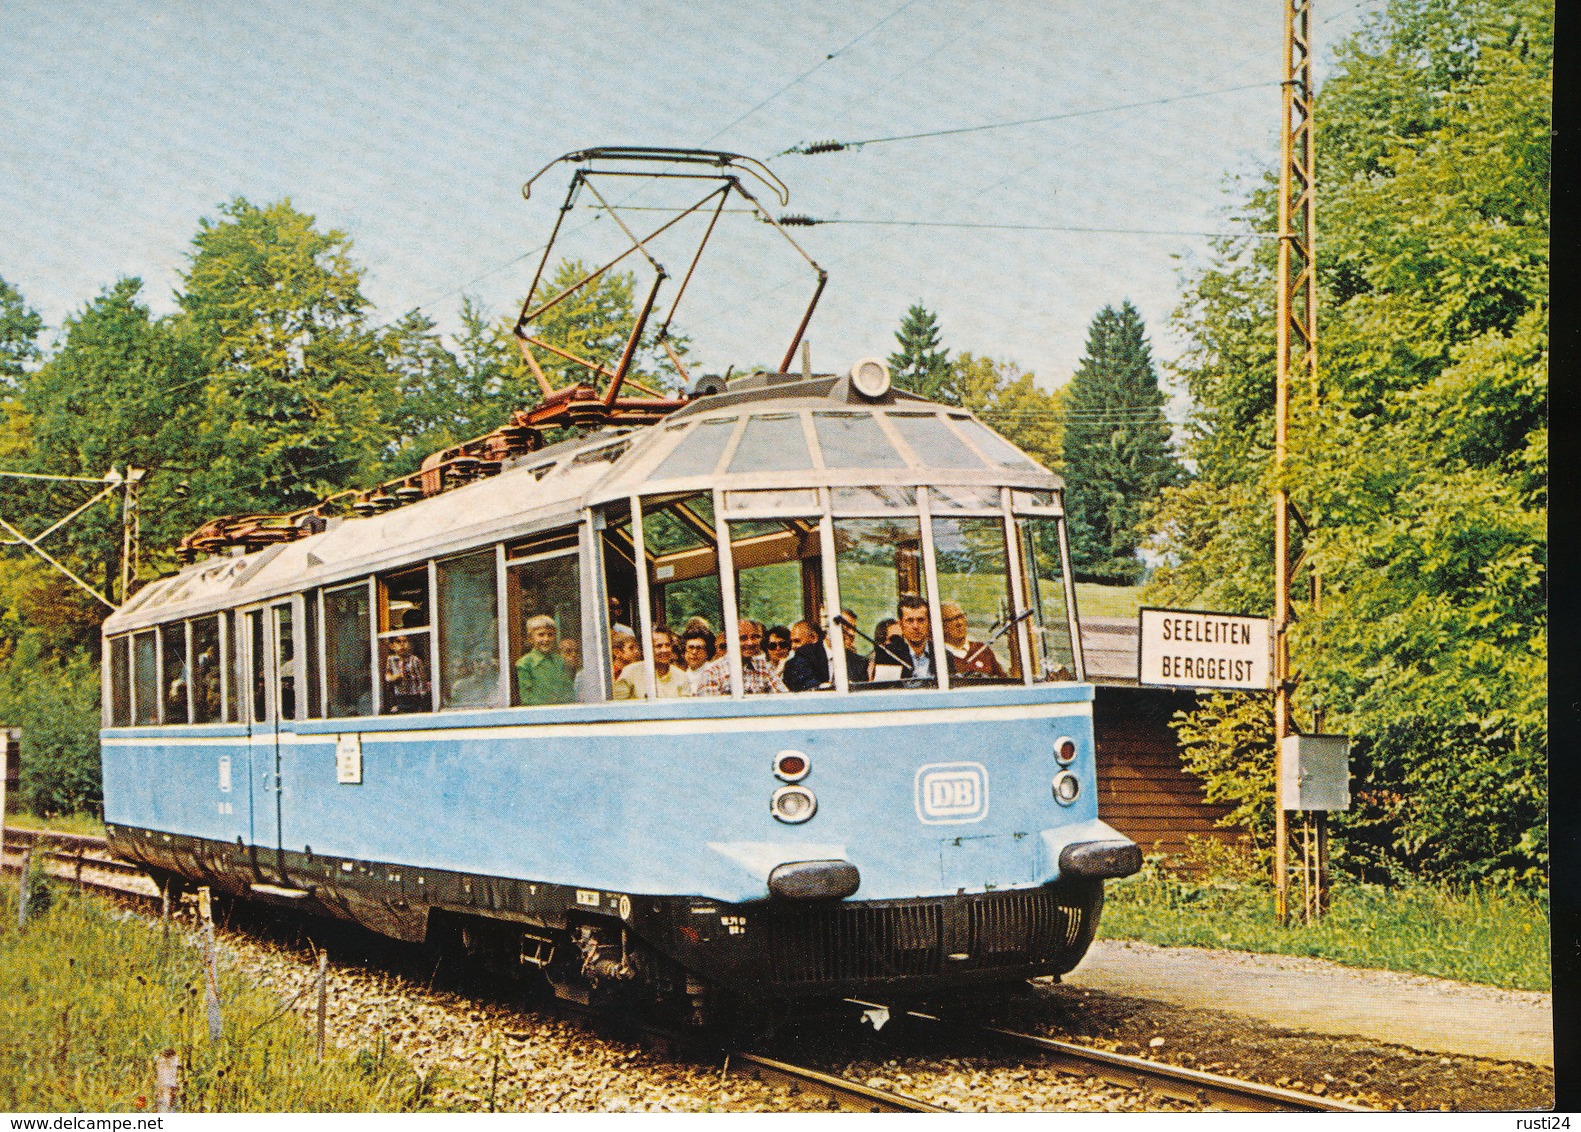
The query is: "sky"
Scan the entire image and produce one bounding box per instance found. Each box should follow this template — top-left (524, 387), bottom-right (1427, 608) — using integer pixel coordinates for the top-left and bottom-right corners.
top-left (0, 0), bottom-right (1382, 407)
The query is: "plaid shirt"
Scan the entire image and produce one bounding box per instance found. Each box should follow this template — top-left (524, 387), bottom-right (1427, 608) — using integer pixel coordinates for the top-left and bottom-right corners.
top-left (692, 653), bottom-right (787, 696)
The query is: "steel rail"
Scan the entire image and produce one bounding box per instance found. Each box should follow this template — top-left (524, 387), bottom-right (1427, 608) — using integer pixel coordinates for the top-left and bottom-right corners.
top-left (967, 1017), bottom-right (1370, 1113)
top-left (724, 1051), bottom-right (947, 1113)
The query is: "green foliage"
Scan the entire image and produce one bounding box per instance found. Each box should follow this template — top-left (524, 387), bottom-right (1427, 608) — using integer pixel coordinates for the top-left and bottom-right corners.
top-left (378, 298), bottom-right (525, 476)
top-left (950, 352), bottom-right (1065, 472)
top-left (0, 275), bottom-right (44, 391)
top-left (1102, 860), bottom-right (1550, 992)
top-left (19, 852), bottom-right (54, 923)
top-left (887, 302), bottom-right (953, 402)
top-left (0, 893), bottom-right (432, 1111)
top-left (1063, 301), bottom-right (1182, 582)
top-left (179, 197), bottom-right (391, 517)
top-left (5, 809), bottom-right (105, 837)
top-left (17, 277), bottom-right (209, 580)
top-left (0, 630), bottom-right (102, 816)
top-left (1148, 0), bottom-right (1548, 885)
top-left (1172, 692), bottom-right (1277, 858)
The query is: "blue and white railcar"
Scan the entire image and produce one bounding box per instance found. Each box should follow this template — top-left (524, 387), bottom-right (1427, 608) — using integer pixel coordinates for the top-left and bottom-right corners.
top-left (100, 365), bottom-right (1140, 1016)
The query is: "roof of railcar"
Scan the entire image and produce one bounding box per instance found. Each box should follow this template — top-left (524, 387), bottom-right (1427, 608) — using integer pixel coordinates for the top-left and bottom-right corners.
top-left (104, 375), bottom-right (1062, 634)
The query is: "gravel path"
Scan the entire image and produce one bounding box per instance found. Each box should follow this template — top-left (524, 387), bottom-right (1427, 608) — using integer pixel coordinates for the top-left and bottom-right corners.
top-left (1067, 939), bottom-right (1553, 1067)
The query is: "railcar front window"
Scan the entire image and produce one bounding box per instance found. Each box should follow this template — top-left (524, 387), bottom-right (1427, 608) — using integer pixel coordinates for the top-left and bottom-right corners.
top-left (324, 584), bottom-right (374, 718)
top-left (727, 516), bottom-right (819, 694)
top-left (161, 623), bottom-right (190, 724)
top-left (191, 616), bottom-right (223, 724)
top-left (1016, 515), bottom-right (1077, 681)
top-left (132, 630), bottom-right (159, 726)
top-left (832, 517), bottom-right (933, 688)
top-left (108, 635), bottom-right (131, 727)
top-left (439, 550), bottom-right (502, 710)
top-left (506, 544), bottom-right (582, 707)
top-left (931, 514), bottom-right (1020, 682)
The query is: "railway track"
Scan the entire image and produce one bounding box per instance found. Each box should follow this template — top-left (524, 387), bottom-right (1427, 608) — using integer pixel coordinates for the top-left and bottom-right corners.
top-left (5, 827), bottom-right (1366, 1112)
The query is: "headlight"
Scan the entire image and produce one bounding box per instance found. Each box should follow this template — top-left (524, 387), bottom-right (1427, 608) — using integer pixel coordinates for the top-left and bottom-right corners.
top-left (850, 357), bottom-right (891, 400)
top-left (771, 784), bottom-right (818, 824)
top-left (775, 749), bottom-right (810, 782)
top-left (1052, 771), bottom-right (1080, 806)
top-left (1054, 736), bottom-right (1078, 765)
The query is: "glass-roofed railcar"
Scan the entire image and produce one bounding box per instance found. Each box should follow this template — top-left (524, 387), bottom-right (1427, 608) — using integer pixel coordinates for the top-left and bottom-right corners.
top-left (100, 362), bottom-right (1140, 1020)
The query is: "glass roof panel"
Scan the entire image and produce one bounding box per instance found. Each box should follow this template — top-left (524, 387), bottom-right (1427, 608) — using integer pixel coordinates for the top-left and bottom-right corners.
top-left (812, 411), bottom-right (905, 469)
top-left (887, 413), bottom-right (987, 470)
top-left (955, 418), bottom-right (1041, 469)
top-left (655, 418), bottom-right (736, 479)
top-left (728, 414), bottom-right (812, 474)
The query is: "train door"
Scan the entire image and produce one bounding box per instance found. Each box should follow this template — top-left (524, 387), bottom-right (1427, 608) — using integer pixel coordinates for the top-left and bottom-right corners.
top-left (265, 598), bottom-right (303, 883)
top-left (238, 599), bottom-right (299, 885)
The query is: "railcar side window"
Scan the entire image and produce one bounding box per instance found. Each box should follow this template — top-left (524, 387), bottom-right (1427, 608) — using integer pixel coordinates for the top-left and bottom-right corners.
top-left (324, 583), bottom-right (374, 718)
top-left (161, 623), bottom-right (190, 724)
top-left (378, 568), bottom-right (433, 714)
top-left (302, 592), bottom-right (322, 719)
top-left (273, 604), bottom-right (297, 721)
top-left (108, 635), bottom-right (132, 727)
top-left (191, 615), bottom-right (223, 724)
top-left (506, 539), bottom-right (582, 707)
top-left (132, 630), bottom-right (159, 725)
top-left (226, 611), bottom-right (241, 722)
top-left (930, 513), bottom-right (1021, 682)
top-left (637, 494), bottom-right (727, 696)
top-left (832, 517), bottom-right (933, 688)
top-left (1016, 515), bottom-right (1077, 681)
top-left (248, 610), bottom-right (268, 723)
top-left (438, 551), bottom-right (503, 710)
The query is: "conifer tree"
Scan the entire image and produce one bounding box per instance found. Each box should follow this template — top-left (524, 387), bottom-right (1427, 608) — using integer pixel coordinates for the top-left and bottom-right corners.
top-left (887, 302), bottom-right (954, 403)
top-left (1062, 301), bottom-right (1181, 582)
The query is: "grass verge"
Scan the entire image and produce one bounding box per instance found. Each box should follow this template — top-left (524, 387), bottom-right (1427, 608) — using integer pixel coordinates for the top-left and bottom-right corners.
top-left (1100, 857), bottom-right (1550, 993)
top-left (4, 810), bottom-right (106, 837)
top-left (0, 883), bottom-right (437, 1112)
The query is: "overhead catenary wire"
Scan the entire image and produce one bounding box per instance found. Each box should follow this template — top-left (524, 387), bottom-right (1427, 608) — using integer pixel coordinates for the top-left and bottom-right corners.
top-left (779, 81), bottom-right (1280, 155)
top-left (698, 0), bottom-right (922, 146)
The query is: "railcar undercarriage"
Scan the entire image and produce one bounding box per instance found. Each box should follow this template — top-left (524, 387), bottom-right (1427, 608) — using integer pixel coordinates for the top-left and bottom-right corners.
top-left (111, 823), bottom-right (1106, 1023)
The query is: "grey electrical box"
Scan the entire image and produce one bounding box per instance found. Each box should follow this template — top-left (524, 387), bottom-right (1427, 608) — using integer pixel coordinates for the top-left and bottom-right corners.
top-left (1279, 734), bottom-right (1351, 811)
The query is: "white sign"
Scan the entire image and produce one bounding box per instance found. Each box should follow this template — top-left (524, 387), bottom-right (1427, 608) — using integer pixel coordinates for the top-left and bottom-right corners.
top-left (1138, 608), bottom-right (1272, 690)
top-left (335, 733), bottom-right (363, 784)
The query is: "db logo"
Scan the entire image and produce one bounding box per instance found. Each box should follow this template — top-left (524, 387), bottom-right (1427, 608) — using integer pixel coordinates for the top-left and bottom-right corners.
top-left (914, 762), bottom-right (989, 824)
